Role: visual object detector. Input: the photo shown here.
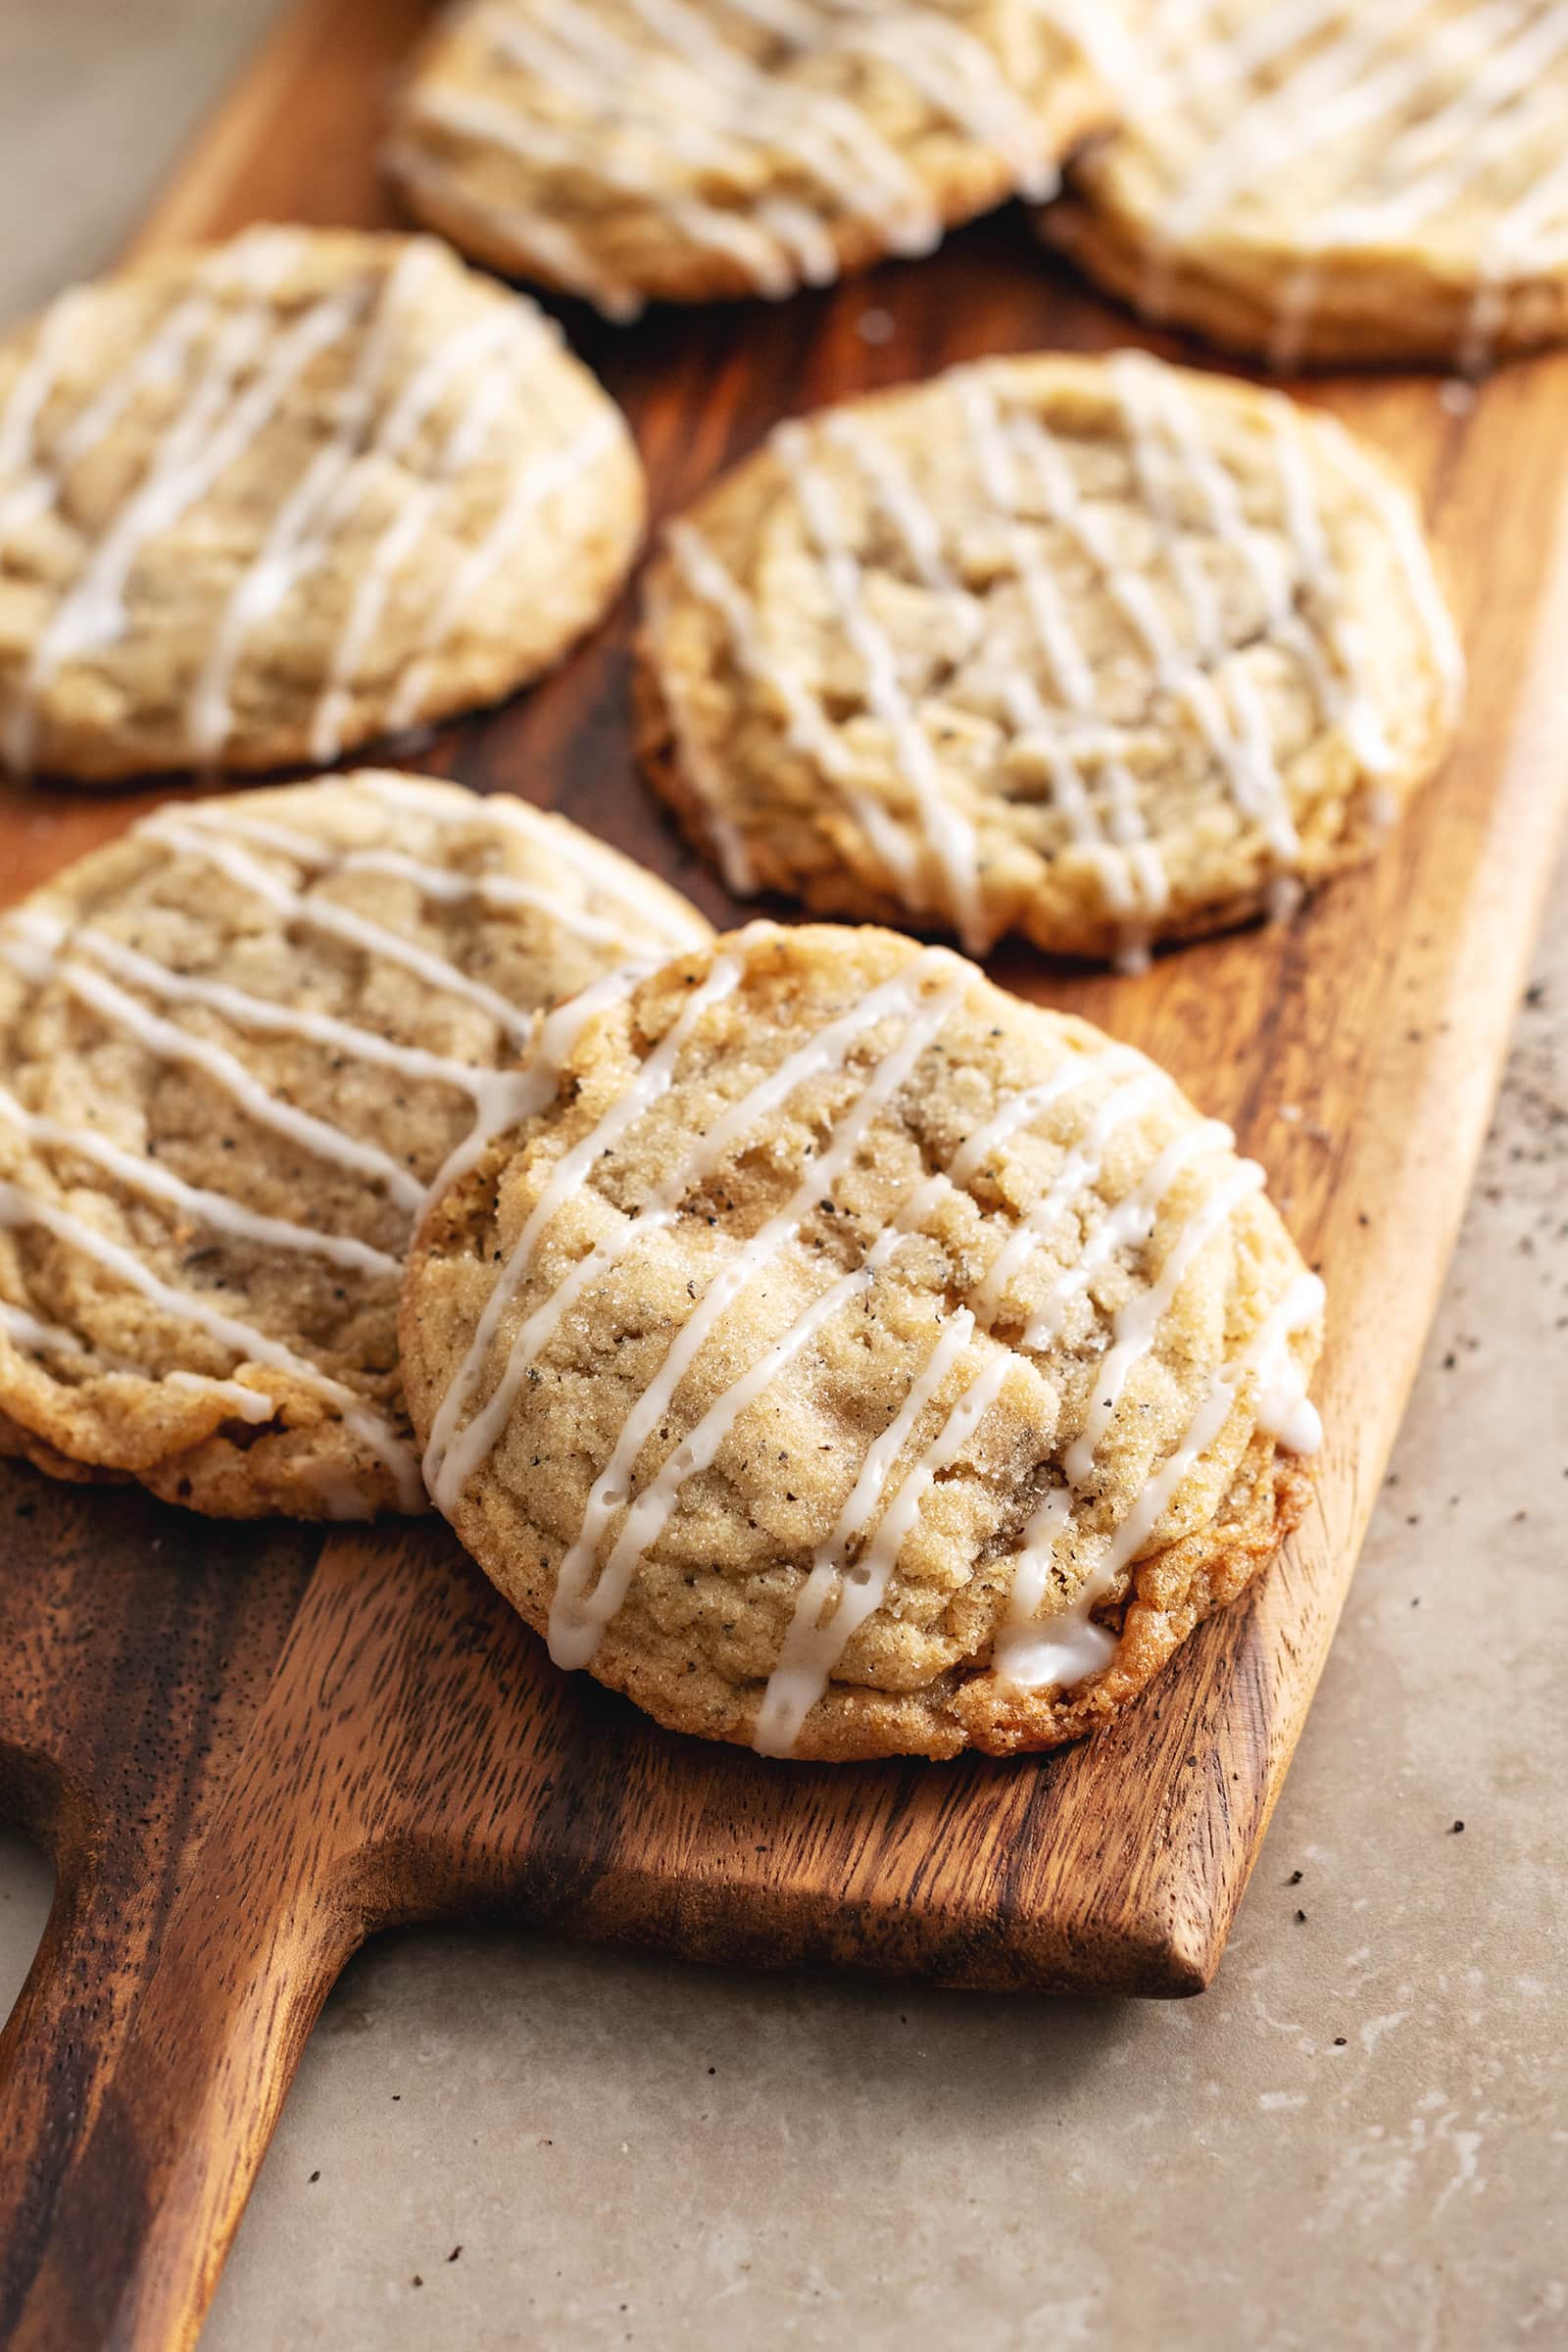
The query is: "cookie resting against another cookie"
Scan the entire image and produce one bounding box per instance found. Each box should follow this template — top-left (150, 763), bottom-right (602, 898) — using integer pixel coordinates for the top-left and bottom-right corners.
top-left (386, 0), bottom-right (1121, 318)
top-left (637, 350), bottom-right (1462, 967)
top-left (400, 923), bottom-right (1324, 1762)
top-left (0, 771), bottom-right (711, 1519)
top-left (0, 225), bottom-right (643, 784)
top-left (1044, 0), bottom-right (1568, 370)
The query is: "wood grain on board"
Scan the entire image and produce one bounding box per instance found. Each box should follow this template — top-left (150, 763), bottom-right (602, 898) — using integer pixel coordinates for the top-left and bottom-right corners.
top-left (2, 0), bottom-right (1567, 2344)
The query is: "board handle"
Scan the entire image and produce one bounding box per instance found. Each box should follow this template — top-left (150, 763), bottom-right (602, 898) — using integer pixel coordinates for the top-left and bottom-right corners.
top-left (0, 1529), bottom-right (453, 2352)
top-left (0, 1767), bottom-right (364, 2352)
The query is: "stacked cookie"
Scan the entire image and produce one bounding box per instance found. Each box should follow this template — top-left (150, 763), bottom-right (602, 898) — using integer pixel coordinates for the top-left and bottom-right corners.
top-left (1, 0), bottom-right (1505, 1763)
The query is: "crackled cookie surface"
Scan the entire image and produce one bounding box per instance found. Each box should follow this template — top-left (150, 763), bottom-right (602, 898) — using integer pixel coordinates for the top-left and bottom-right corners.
top-left (1047, 0), bottom-right (1568, 369)
top-left (0, 771), bottom-right (710, 1519)
top-left (387, 0), bottom-right (1117, 317)
top-left (0, 225), bottom-right (643, 782)
top-left (638, 352), bottom-right (1461, 964)
top-left (401, 923), bottom-right (1324, 1761)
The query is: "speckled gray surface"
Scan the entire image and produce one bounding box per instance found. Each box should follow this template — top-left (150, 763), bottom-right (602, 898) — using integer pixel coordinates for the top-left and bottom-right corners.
top-left (0, 9), bottom-right (1563, 2346)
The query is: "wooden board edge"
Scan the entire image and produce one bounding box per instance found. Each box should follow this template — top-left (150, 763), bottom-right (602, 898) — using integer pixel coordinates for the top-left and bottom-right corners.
top-left (125, 0), bottom-right (332, 259)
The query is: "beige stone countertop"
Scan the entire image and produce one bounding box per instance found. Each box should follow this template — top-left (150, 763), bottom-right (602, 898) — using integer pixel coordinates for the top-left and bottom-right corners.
top-left (0, 7), bottom-right (1563, 2345)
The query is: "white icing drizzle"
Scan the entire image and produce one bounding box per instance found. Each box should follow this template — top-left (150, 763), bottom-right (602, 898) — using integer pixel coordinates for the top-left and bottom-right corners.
top-left (615, 0), bottom-right (940, 254)
top-left (742, 1072), bottom-right (1297, 1739)
top-left (0, 1294), bottom-right (277, 1425)
top-left (994, 1269), bottom-right (1325, 1690)
top-left (189, 804), bottom-right (684, 961)
top-left (73, 928), bottom-right (494, 1102)
top-left (384, 409), bottom-right (622, 737)
top-left (1111, 353), bottom-right (1302, 867)
top-left (0, 906), bottom-right (67, 985)
top-left (1264, 401), bottom-right (1395, 771)
top-left (0, 1297), bottom-right (92, 1360)
top-left (4, 233), bottom-right (366, 776)
top-left (426, 939), bottom-right (963, 1516)
top-left (566, 1229), bottom-right (939, 1690)
top-left (773, 419), bottom-right (989, 950)
top-left (546, 964), bottom-right (968, 1668)
top-left (639, 561), bottom-right (759, 897)
top-left (344, 772), bottom-right (710, 952)
top-left (0, 288), bottom-right (95, 514)
top-left (751, 1303), bottom-right (986, 1755)
top-left (0, 241), bottom-right (293, 551)
top-left (1061, 1156), bottom-right (1267, 1487)
top-left (757, 1326), bottom-right (1010, 1749)
top-left (754, 1105), bottom-right (1247, 1740)
top-left (661, 352), bottom-right (1421, 955)
top-left (944, 1051), bottom-right (1120, 1189)
top-left (0, 1177), bottom-right (421, 1504)
top-left (421, 951), bottom-right (738, 1508)
top-left (0, 1086), bottom-right (403, 1279)
top-left (385, 134), bottom-right (649, 322)
top-left (416, 925), bottom-right (1320, 1744)
top-left (47, 952), bottom-right (426, 1212)
top-left (1318, 427), bottom-right (1466, 719)
top-left (137, 815), bottom-right (535, 1042)
top-left (165, 1370), bottom-right (277, 1425)
top-left (0, 226), bottom-right (607, 776)
top-left (0, 787), bottom-right (669, 1512)
top-left (1125, 0), bottom-right (1568, 367)
top-left (186, 239), bottom-right (442, 763)
top-left (400, 0), bottom-right (1100, 312)
top-left (970, 1069), bottom-right (1170, 1327)
top-left (307, 309), bottom-right (550, 762)
top-left (662, 514), bottom-right (951, 908)
top-left (334, 849), bottom-right (660, 954)
top-left (950, 372), bottom-right (1160, 934)
top-left (820, 381), bottom-right (1163, 962)
top-left (830, 11), bottom-right (1064, 202)
top-left (1024, 1115), bottom-right (1234, 1348)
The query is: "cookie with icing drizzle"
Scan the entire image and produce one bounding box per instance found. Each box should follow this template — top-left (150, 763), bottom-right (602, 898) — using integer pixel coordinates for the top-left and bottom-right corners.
top-left (385, 0), bottom-right (1118, 318)
top-left (1045, 0), bottom-right (1568, 370)
top-left (0, 225), bottom-right (643, 783)
top-left (637, 351), bottom-right (1461, 965)
top-left (0, 771), bottom-right (711, 1519)
top-left (400, 922), bottom-right (1323, 1760)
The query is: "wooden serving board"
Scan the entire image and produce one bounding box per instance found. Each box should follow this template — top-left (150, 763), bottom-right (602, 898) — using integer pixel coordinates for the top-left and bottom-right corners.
top-left (3, 1), bottom-right (1567, 2343)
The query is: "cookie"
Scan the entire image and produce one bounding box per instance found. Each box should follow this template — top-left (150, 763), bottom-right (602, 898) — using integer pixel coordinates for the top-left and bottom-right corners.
top-left (0, 225), bottom-right (644, 783)
top-left (1045, 0), bottom-right (1568, 370)
top-left (637, 351), bottom-right (1461, 965)
top-left (385, 0), bottom-right (1118, 318)
top-left (0, 770), bottom-right (710, 1519)
top-left (400, 922), bottom-right (1323, 1762)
